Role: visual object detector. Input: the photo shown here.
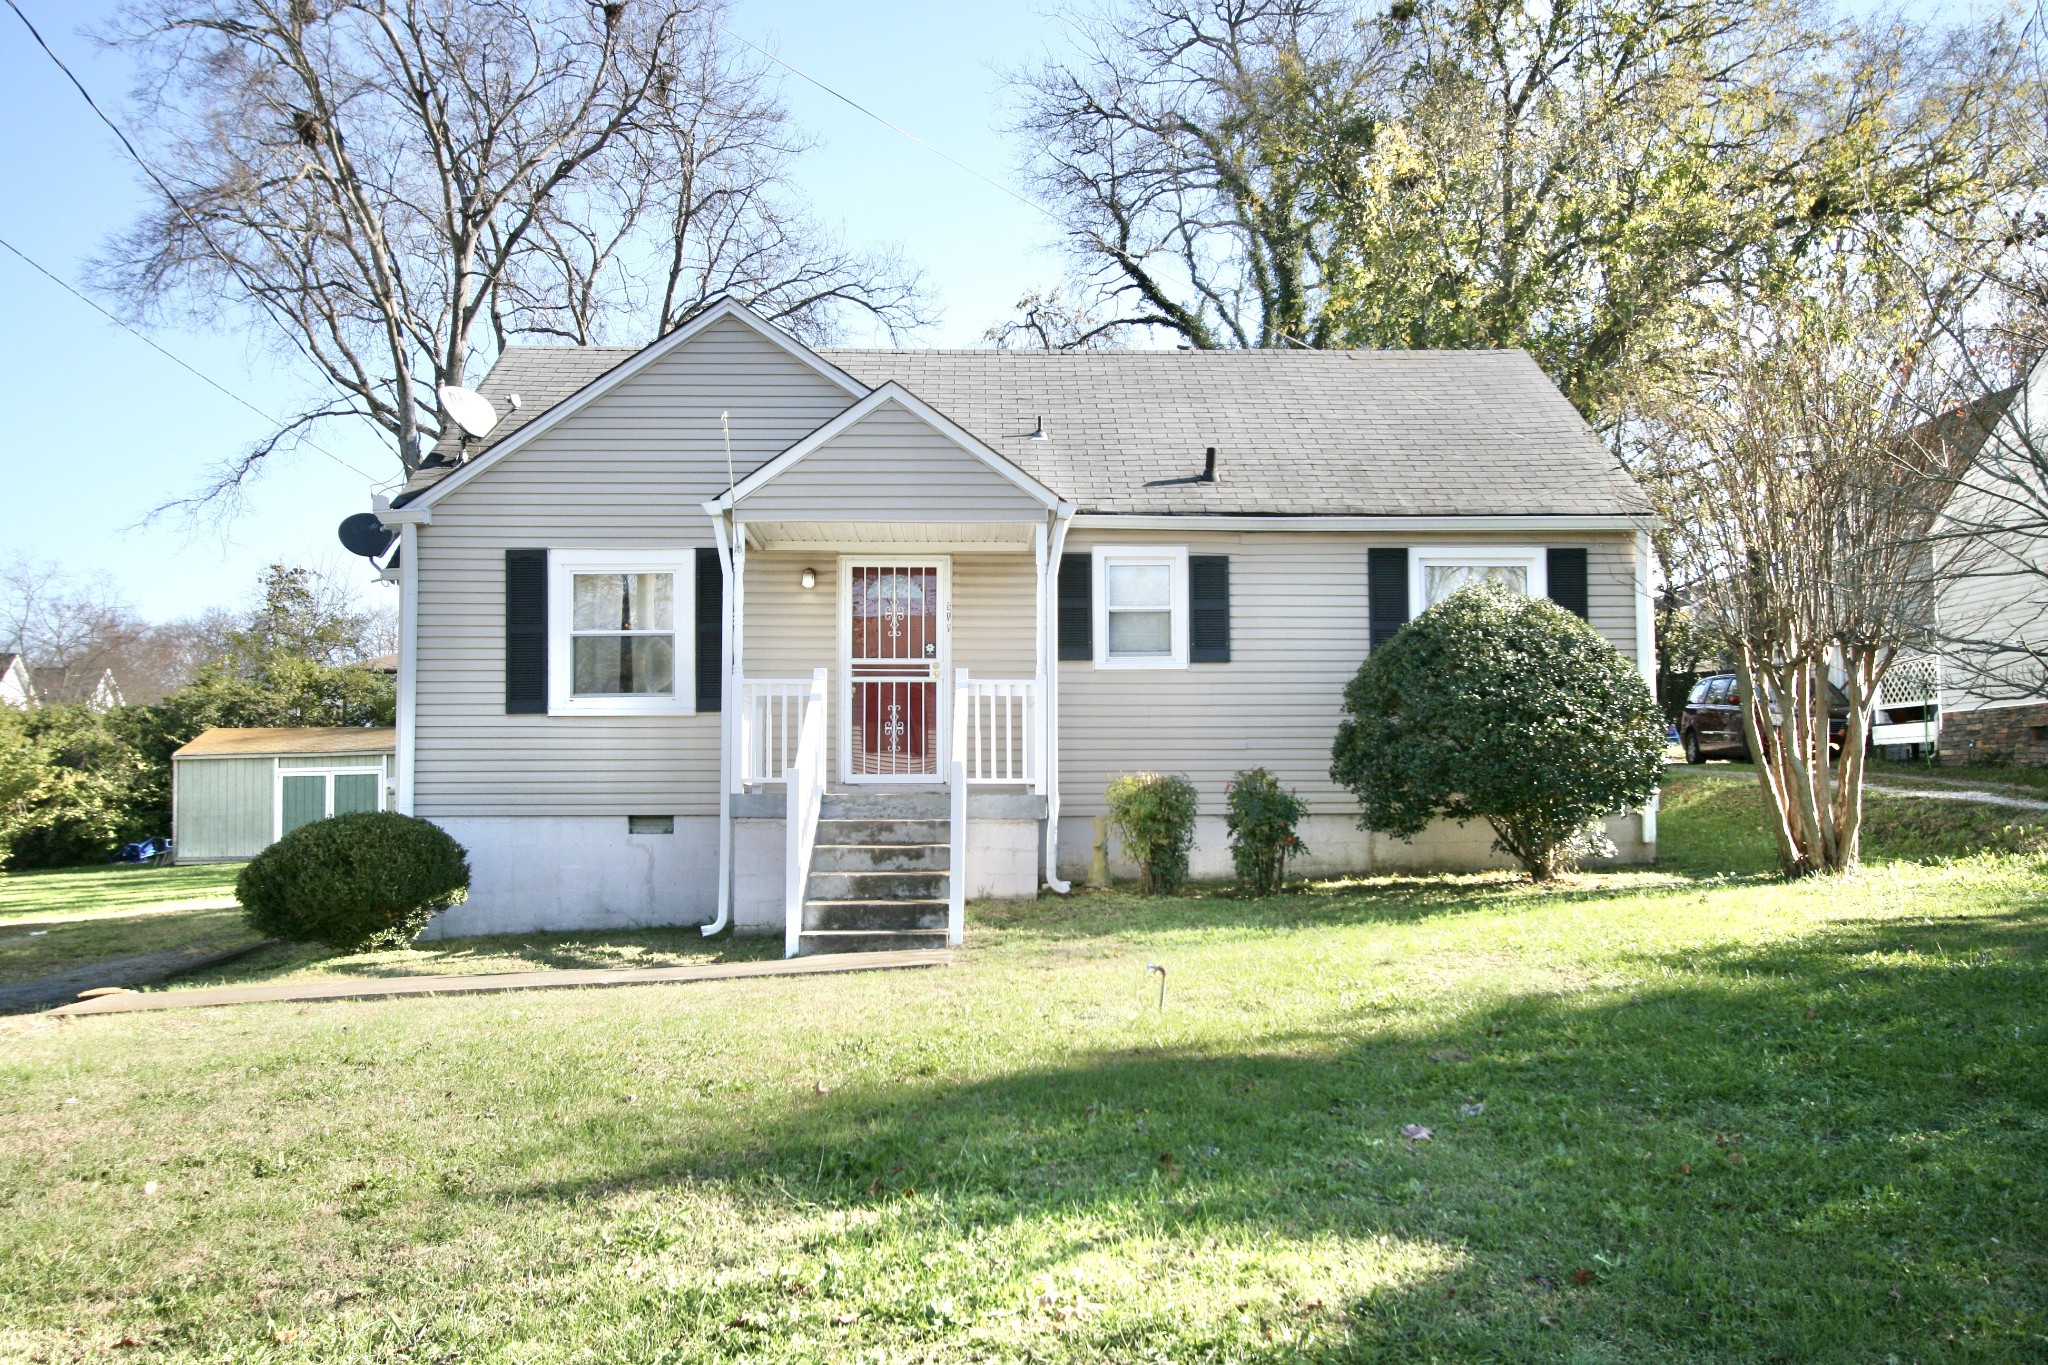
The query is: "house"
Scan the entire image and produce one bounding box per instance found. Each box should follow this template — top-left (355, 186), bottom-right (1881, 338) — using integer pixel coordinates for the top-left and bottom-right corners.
top-left (0, 658), bottom-right (125, 711)
top-left (1912, 365), bottom-right (2048, 764)
top-left (0, 653), bottom-right (31, 708)
top-left (171, 727), bottom-right (396, 863)
top-left (370, 299), bottom-right (1657, 952)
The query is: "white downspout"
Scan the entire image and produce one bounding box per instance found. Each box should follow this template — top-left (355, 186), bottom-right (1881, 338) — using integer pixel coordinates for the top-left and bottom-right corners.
top-left (702, 511), bottom-right (736, 936)
top-left (1042, 507), bottom-right (1075, 892)
top-left (395, 520), bottom-right (420, 814)
top-left (1636, 529), bottom-right (1659, 847)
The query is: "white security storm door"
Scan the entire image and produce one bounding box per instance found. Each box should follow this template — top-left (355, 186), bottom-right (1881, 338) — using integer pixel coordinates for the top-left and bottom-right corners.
top-left (842, 560), bottom-right (949, 781)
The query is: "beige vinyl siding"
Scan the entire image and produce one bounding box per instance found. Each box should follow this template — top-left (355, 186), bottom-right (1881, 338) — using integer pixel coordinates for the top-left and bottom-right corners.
top-left (742, 550), bottom-right (1038, 781)
top-left (173, 756), bottom-right (275, 861)
top-left (412, 316), bottom-right (859, 818)
top-left (1057, 529), bottom-right (1639, 816)
top-left (736, 401), bottom-right (1048, 521)
top-left (1936, 467), bottom-right (2048, 712)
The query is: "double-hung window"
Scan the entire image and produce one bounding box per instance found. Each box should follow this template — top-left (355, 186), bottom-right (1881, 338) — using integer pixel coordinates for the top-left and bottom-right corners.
top-left (1409, 546), bottom-right (1546, 617)
top-left (1093, 546), bottom-right (1189, 668)
top-left (548, 551), bottom-right (695, 714)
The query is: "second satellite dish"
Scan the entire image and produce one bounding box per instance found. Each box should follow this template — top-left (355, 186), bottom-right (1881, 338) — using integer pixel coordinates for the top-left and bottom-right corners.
top-left (438, 385), bottom-right (500, 439)
top-left (337, 511), bottom-right (396, 559)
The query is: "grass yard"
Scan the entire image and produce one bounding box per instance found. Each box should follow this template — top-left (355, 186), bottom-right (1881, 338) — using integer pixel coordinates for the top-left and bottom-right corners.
top-left (0, 770), bottom-right (2043, 1362)
top-left (0, 865), bottom-right (251, 989)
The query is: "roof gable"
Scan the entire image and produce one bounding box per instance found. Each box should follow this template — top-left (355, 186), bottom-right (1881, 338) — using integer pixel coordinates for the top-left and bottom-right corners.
top-left (395, 300), bottom-right (867, 511)
top-left (714, 383), bottom-right (1064, 518)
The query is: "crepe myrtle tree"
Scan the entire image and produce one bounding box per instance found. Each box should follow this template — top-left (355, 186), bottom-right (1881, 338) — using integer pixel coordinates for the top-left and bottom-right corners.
top-left (1330, 583), bottom-right (1664, 881)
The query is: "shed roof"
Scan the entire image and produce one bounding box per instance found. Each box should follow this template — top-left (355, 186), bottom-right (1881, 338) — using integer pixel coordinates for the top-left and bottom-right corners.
top-left (173, 727), bottom-right (396, 759)
top-left (400, 342), bottom-right (1649, 519)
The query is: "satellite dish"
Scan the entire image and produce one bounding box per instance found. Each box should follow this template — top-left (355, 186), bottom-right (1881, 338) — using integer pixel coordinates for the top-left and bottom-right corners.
top-left (438, 385), bottom-right (500, 439)
top-left (338, 511), bottom-right (397, 559)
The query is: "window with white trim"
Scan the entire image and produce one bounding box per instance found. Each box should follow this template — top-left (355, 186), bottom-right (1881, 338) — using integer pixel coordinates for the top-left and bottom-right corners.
top-left (1093, 546), bottom-right (1189, 668)
top-left (1410, 546), bottom-right (1546, 618)
top-left (548, 551), bottom-right (694, 714)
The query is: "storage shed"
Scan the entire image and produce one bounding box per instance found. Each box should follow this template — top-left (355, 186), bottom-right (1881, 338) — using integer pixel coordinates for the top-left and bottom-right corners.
top-left (171, 727), bottom-right (397, 863)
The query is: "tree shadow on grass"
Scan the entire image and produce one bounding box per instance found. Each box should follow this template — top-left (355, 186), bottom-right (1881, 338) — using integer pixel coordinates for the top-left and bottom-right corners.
top-left (497, 900), bottom-right (2047, 1362)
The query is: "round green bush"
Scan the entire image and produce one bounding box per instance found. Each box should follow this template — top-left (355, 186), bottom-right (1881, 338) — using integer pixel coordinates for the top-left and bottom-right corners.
top-left (1330, 582), bottom-right (1664, 881)
top-left (1105, 772), bottom-right (1199, 894)
top-left (237, 811), bottom-right (470, 950)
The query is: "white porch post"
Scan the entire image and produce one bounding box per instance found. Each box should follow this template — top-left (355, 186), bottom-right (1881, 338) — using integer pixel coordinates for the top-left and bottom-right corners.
top-left (702, 511), bottom-right (738, 937)
top-left (395, 521), bottom-right (418, 814)
top-left (1042, 508), bottom-right (1075, 892)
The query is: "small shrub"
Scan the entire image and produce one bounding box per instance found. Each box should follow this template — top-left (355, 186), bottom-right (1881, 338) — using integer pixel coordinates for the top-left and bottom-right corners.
top-left (1105, 772), bottom-right (1199, 894)
top-left (238, 811), bottom-right (469, 950)
top-left (1225, 767), bottom-right (1307, 896)
top-left (1330, 582), bottom-right (1664, 881)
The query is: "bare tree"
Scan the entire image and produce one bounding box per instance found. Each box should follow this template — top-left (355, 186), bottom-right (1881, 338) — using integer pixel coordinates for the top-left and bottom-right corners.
top-left (1015, 0), bottom-right (1387, 350)
top-left (0, 559), bottom-right (144, 706)
top-left (1631, 276), bottom-right (1964, 875)
top-left (983, 288), bottom-right (1129, 350)
top-left (98, 0), bottom-right (927, 508)
top-left (1017, 0), bottom-right (2034, 423)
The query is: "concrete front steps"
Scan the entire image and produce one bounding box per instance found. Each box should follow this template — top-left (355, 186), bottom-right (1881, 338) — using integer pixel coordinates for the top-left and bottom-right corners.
top-left (797, 792), bottom-right (952, 956)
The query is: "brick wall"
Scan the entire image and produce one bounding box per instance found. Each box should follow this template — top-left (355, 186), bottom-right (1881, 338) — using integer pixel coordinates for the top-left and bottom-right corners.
top-left (1940, 703), bottom-right (2048, 767)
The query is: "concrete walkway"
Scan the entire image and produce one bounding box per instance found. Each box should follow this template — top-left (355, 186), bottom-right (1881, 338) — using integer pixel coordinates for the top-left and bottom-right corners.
top-left (47, 949), bottom-right (952, 1017)
top-left (1865, 783), bottom-right (2048, 812)
top-left (0, 938), bottom-right (276, 1016)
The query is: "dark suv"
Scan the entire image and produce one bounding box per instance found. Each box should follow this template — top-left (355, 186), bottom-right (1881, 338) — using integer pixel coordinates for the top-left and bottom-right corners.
top-left (1680, 673), bottom-right (1848, 764)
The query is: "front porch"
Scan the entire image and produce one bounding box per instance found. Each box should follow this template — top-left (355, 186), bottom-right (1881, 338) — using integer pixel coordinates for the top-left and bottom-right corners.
top-left (720, 534), bottom-right (1062, 956)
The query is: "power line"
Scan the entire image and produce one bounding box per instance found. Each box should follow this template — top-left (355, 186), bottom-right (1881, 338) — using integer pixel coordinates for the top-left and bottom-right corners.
top-left (716, 21), bottom-right (1061, 226)
top-left (0, 231), bottom-right (384, 483)
top-left (4, 0), bottom-right (372, 417)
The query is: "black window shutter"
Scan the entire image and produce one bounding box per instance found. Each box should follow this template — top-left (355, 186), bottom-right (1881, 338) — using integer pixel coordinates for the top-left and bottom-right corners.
top-left (1189, 554), bottom-right (1230, 663)
top-left (1546, 547), bottom-right (1589, 620)
top-left (695, 546), bottom-right (724, 712)
top-left (1368, 547), bottom-right (1409, 650)
top-left (1057, 552), bottom-right (1092, 660)
top-left (504, 548), bottom-right (548, 714)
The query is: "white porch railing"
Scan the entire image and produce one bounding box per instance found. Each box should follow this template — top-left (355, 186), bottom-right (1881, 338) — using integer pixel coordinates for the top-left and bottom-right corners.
top-left (1873, 653), bottom-right (1943, 749)
top-left (783, 668), bottom-right (829, 958)
top-left (739, 677), bottom-right (811, 786)
top-left (956, 672), bottom-right (1039, 790)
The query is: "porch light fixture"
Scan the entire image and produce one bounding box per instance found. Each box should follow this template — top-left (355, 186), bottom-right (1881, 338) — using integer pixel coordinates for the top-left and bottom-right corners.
top-left (799, 567), bottom-right (817, 590)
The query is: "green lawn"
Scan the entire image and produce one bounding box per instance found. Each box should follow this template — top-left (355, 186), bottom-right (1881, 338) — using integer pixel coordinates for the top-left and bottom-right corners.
top-left (0, 864), bottom-right (252, 987)
top-left (0, 772), bottom-right (2042, 1361)
top-left (0, 863), bottom-right (242, 925)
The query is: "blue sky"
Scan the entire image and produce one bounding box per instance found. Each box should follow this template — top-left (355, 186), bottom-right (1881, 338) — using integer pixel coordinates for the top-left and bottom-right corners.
top-left (0, 1), bottom-right (1076, 622)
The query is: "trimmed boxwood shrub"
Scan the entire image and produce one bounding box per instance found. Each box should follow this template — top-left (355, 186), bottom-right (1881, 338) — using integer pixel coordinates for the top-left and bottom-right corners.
top-left (1105, 772), bottom-right (1199, 894)
top-left (1330, 582), bottom-right (1664, 881)
top-left (1226, 767), bottom-right (1307, 896)
top-left (237, 811), bottom-right (469, 950)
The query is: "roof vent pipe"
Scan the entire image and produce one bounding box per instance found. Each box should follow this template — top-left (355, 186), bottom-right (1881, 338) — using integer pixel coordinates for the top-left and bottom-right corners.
top-left (1200, 446), bottom-right (1218, 483)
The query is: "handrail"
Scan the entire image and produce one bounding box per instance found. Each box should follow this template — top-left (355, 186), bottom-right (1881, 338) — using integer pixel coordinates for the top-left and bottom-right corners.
top-left (948, 668), bottom-right (969, 947)
top-left (784, 667), bottom-right (828, 958)
top-left (740, 677), bottom-right (812, 785)
top-left (958, 676), bottom-right (1038, 789)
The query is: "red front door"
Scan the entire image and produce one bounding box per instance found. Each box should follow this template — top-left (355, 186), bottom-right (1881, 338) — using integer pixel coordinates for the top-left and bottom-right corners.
top-left (847, 563), bottom-right (943, 779)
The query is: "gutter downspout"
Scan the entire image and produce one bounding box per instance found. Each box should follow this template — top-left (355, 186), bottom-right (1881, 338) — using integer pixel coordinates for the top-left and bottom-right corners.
top-left (1636, 528), bottom-right (1659, 847)
top-left (702, 509), bottom-right (736, 936)
top-left (374, 495), bottom-right (429, 816)
top-left (1042, 506), bottom-right (1075, 892)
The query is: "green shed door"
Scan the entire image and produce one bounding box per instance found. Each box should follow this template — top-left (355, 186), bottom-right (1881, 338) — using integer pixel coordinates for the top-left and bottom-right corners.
top-left (332, 772), bottom-right (379, 816)
top-left (280, 774), bottom-right (328, 835)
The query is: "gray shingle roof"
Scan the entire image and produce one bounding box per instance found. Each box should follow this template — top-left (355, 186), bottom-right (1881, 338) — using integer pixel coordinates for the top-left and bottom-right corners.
top-left (399, 343), bottom-right (1649, 517)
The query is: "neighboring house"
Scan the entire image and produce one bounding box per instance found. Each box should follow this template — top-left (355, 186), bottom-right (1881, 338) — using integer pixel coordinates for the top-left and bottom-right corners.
top-left (371, 299), bottom-right (1657, 952)
top-left (0, 653), bottom-right (32, 708)
top-left (359, 652), bottom-right (400, 675)
top-left (171, 727), bottom-right (396, 863)
top-left (0, 659), bottom-right (125, 711)
top-left (1917, 364), bottom-right (2048, 764)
